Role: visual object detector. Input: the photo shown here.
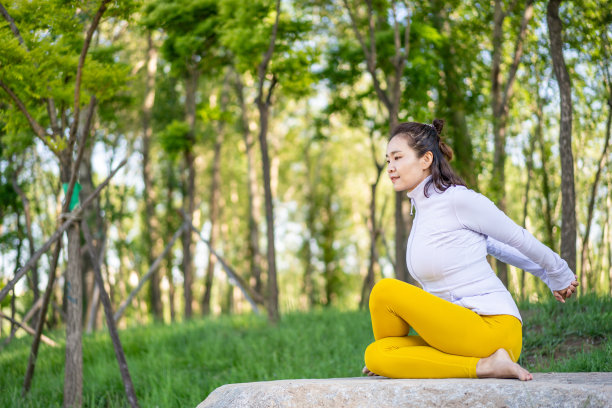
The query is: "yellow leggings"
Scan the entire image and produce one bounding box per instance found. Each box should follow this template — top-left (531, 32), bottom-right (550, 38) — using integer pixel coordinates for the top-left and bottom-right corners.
top-left (364, 278), bottom-right (522, 379)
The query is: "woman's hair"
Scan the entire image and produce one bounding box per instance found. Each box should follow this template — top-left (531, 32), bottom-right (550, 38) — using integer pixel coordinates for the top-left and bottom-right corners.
top-left (390, 119), bottom-right (466, 197)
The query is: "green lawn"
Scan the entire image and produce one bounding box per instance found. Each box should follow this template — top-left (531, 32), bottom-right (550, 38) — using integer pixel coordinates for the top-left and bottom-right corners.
top-left (0, 294), bottom-right (610, 407)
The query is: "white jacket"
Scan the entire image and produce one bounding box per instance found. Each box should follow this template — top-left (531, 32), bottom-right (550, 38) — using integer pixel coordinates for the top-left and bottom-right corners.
top-left (406, 175), bottom-right (575, 322)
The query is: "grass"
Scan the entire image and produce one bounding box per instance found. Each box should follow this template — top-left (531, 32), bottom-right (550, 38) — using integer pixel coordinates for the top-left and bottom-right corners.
top-left (0, 294), bottom-right (610, 407)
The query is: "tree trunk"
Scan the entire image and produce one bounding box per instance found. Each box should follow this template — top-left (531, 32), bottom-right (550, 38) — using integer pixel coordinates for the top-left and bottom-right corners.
top-left (257, 101), bottom-right (279, 322)
top-left (11, 168), bottom-right (40, 326)
top-left (142, 33), bottom-right (162, 320)
top-left (202, 82), bottom-right (229, 315)
top-left (79, 123), bottom-right (104, 333)
top-left (490, 0), bottom-right (507, 287)
top-left (234, 73), bottom-right (264, 297)
top-left (361, 181), bottom-right (380, 308)
top-left (520, 127), bottom-right (537, 300)
top-left (64, 221), bottom-right (83, 408)
top-left (547, 0), bottom-right (576, 275)
top-left (391, 115), bottom-right (412, 284)
top-left (302, 142), bottom-right (320, 307)
top-left (182, 64), bottom-right (199, 318)
top-left (580, 96), bottom-right (611, 286)
top-left (165, 164), bottom-right (177, 322)
top-left (433, 3), bottom-right (477, 188)
top-left (490, 0), bottom-right (534, 286)
top-left (606, 180), bottom-right (612, 295)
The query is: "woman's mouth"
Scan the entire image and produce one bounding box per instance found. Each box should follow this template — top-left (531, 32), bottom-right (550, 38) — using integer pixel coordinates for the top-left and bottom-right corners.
top-left (390, 176), bottom-right (399, 183)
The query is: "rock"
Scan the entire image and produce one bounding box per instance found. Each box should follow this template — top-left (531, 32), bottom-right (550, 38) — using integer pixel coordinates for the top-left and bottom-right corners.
top-left (198, 372), bottom-right (612, 408)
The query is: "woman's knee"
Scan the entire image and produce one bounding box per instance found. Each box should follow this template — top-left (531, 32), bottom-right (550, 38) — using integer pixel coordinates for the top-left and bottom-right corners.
top-left (369, 278), bottom-right (402, 308)
top-left (364, 341), bottom-right (381, 374)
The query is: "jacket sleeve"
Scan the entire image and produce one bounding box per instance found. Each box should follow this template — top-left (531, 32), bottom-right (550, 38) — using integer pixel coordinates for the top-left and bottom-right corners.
top-left (486, 236), bottom-right (550, 287)
top-left (452, 187), bottom-right (575, 291)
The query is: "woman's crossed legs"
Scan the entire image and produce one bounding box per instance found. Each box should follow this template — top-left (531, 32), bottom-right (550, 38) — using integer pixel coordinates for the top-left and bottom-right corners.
top-left (364, 278), bottom-right (531, 380)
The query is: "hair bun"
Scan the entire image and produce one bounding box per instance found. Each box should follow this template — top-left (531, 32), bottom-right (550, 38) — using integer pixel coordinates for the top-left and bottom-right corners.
top-left (432, 118), bottom-right (445, 135)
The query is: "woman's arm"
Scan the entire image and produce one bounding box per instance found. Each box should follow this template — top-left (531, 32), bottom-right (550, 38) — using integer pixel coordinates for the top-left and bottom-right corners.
top-left (453, 188), bottom-right (576, 293)
top-left (486, 236), bottom-right (550, 286)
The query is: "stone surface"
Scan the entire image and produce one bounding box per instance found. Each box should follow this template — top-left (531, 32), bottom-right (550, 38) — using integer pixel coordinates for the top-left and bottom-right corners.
top-left (198, 372), bottom-right (612, 408)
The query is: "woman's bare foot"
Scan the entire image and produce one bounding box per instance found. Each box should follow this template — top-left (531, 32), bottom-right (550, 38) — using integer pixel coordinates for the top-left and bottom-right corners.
top-left (476, 349), bottom-right (533, 381)
top-left (362, 365), bottom-right (378, 376)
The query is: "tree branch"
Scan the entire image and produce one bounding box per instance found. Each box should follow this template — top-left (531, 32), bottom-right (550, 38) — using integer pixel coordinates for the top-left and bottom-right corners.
top-left (0, 312), bottom-right (57, 347)
top-left (185, 216), bottom-right (264, 310)
top-left (113, 224), bottom-right (185, 323)
top-left (0, 3), bottom-right (26, 48)
top-left (0, 4), bottom-right (64, 139)
top-left (69, 0), bottom-right (111, 143)
top-left (256, 0), bottom-right (281, 105)
top-left (0, 79), bottom-right (53, 148)
top-left (342, 0), bottom-right (391, 110)
top-left (265, 74), bottom-right (278, 107)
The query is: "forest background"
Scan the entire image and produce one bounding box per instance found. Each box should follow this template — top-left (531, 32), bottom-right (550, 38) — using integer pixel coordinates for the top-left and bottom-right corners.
top-left (0, 0), bottom-right (611, 406)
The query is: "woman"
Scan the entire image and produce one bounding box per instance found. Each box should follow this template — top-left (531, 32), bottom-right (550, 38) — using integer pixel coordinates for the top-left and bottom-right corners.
top-left (362, 119), bottom-right (578, 381)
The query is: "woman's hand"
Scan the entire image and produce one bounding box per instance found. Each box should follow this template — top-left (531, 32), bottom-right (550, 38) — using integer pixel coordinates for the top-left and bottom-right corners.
top-left (553, 279), bottom-right (579, 303)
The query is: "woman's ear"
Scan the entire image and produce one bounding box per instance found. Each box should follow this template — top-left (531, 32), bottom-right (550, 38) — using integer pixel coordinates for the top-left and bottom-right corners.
top-left (421, 151), bottom-right (433, 170)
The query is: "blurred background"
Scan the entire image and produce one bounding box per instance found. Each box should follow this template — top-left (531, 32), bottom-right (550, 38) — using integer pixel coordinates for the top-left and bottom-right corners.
top-left (0, 0), bottom-right (610, 333)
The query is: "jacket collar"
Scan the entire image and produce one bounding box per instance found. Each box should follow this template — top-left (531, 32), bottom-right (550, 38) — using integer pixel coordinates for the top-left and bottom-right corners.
top-left (406, 174), bottom-right (433, 202)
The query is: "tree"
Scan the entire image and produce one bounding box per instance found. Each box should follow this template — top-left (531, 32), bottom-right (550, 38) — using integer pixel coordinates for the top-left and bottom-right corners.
top-left (490, 0), bottom-right (535, 286)
top-left (0, 1), bottom-right (130, 404)
top-left (547, 0), bottom-right (576, 274)
top-left (220, 0), bottom-right (316, 321)
top-left (341, 0), bottom-right (413, 284)
top-left (144, 0), bottom-right (220, 318)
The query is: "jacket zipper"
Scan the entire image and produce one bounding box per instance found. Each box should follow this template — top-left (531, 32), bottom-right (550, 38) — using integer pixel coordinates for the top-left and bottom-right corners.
top-left (406, 197), bottom-right (423, 286)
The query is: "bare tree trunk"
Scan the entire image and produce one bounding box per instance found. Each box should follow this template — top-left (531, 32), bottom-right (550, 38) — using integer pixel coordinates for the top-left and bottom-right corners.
top-left (85, 282), bottom-right (100, 333)
top-left (595, 200), bottom-right (608, 291)
top-left (64, 221), bottom-right (83, 408)
top-left (182, 64), bottom-right (199, 319)
top-left (202, 79), bottom-right (229, 315)
top-left (142, 33), bottom-right (162, 320)
top-left (490, 0), bottom-right (534, 286)
top-left (234, 72), bottom-right (264, 297)
top-left (78, 108), bottom-right (105, 333)
top-left (11, 167), bottom-right (40, 326)
top-left (301, 142), bottom-right (320, 307)
top-left (520, 128), bottom-right (537, 300)
top-left (604, 181), bottom-right (612, 295)
top-left (535, 98), bottom-right (556, 251)
top-left (360, 128), bottom-right (385, 308)
top-left (581, 96), bottom-right (611, 286)
top-left (256, 0), bottom-right (281, 323)
top-left (547, 0), bottom-right (576, 276)
top-left (165, 164), bottom-right (177, 322)
top-left (433, 2), bottom-right (477, 188)
top-left (10, 221), bottom-right (22, 335)
top-left (258, 100), bottom-right (278, 322)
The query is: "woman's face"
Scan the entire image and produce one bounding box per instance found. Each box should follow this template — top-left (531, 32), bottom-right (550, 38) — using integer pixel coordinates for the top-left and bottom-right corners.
top-left (386, 136), bottom-right (432, 192)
